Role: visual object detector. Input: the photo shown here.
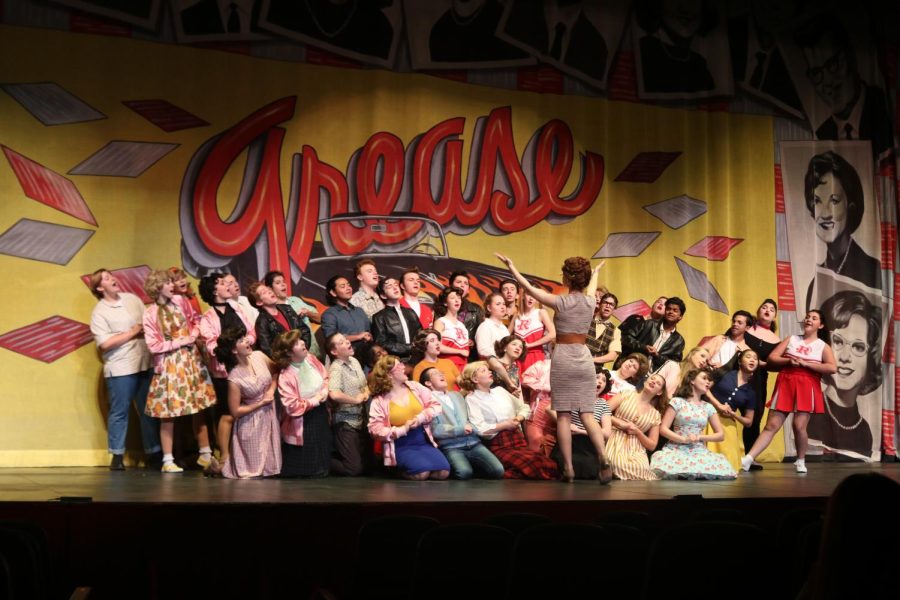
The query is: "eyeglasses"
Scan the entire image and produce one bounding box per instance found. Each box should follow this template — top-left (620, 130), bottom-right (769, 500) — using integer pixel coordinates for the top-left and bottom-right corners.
top-left (600, 301), bottom-right (617, 307)
top-left (831, 333), bottom-right (868, 357)
top-left (806, 50), bottom-right (846, 84)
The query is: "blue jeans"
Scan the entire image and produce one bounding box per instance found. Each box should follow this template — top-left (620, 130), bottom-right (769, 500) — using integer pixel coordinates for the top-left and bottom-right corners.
top-left (105, 370), bottom-right (161, 455)
top-left (442, 442), bottom-right (505, 480)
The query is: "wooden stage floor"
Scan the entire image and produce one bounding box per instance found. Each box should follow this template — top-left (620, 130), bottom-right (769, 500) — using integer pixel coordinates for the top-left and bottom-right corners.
top-left (1, 463), bottom-right (896, 599)
top-left (1, 462), bottom-right (896, 505)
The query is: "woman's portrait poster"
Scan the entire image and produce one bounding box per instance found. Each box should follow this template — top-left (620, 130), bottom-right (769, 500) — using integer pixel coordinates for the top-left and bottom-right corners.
top-left (631, 0), bottom-right (733, 100)
top-left (779, 140), bottom-right (881, 319)
top-left (806, 272), bottom-right (889, 461)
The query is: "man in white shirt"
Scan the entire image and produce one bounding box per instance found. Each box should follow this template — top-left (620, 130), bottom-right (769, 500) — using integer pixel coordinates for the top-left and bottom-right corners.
top-left (399, 267), bottom-right (433, 328)
top-left (89, 269), bottom-right (161, 470)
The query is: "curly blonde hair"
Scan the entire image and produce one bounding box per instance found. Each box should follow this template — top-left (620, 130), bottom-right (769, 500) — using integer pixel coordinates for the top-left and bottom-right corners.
top-left (143, 269), bottom-right (173, 301)
top-left (562, 256), bottom-right (591, 291)
top-left (368, 355), bottom-right (401, 396)
top-left (458, 361), bottom-right (489, 393)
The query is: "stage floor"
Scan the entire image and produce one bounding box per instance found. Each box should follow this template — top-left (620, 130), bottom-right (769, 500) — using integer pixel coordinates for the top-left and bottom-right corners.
top-left (1, 463), bottom-right (896, 505)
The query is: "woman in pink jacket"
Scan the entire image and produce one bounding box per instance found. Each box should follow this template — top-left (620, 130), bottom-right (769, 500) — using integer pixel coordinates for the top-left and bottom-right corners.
top-left (272, 330), bottom-right (332, 478)
top-left (367, 355), bottom-right (450, 480)
top-left (142, 269), bottom-right (217, 473)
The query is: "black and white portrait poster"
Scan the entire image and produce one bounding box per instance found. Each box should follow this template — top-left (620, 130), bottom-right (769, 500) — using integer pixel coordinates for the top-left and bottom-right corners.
top-left (806, 272), bottom-right (889, 461)
top-left (726, 0), bottom-right (807, 118)
top-left (172, 0), bottom-right (269, 43)
top-left (496, 0), bottom-right (630, 90)
top-left (780, 141), bottom-right (881, 317)
top-left (781, 10), bottom-right (894, 160)
top-left (631, 0), bottom-right (733, 100)
top-left (781, 140), bottom-right (887, 460)
top-left (404, 0), bottom-right (535, 71)
top-left (258, 0), bottom-right (403, 68)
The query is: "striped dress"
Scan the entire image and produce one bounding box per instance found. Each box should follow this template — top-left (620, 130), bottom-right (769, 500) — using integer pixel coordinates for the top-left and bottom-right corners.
top-left (549, 293), bottom-right (596, 413)
top-left (606, 391), bottom-right (661, 481)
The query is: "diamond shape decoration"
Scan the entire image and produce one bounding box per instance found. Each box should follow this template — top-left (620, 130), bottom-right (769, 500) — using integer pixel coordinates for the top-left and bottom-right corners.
top-left (684, 236), bottom-right (744, 261)
top-left (3, 146), bottom-right (98, 226)
top-left (122, 99), bottom-right (210, 132)
top-left (69, 141), bottom-right (179, 177)
top-left (614, 152), bottom-right (681, 183)
top-left (2, 82), bottom-right (105, 125)
top-left (674, 257), bottom-right (728, 314)
top-left (644, 195), bottom-right (707, 229)
top-left (0, 315), bottom-right (93, 363)
top-left (593, 232), bottom-right (660, 259)
top-left (80, 265), bottom-right (152, 303)
top-left (613, 299), bottom-right (650, 322)
top-left (0, 219), bottom-right (94, 265)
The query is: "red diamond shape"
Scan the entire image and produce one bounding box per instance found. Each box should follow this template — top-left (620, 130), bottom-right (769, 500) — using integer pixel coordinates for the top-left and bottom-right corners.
top-left (3, 146), bottom-right (97, 226)
top-left (0, 316), bottom-right (93, 363)
top-left (684, 236), bottom-right (743, 261)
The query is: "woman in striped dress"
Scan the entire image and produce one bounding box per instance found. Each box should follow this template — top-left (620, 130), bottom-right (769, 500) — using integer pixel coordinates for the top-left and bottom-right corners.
top-left (495, 254), bottom-right (611, 484)
top-left (605, 373), bottom-right (669, 480)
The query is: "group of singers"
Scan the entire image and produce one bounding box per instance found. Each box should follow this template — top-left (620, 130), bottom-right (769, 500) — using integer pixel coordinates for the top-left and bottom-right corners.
top-left (88, 254), bottom-right (835, 480)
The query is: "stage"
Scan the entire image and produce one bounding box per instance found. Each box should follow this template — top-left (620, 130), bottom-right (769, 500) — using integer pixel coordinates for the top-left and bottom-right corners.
top-left (1, 463), bottom-right (896, 599)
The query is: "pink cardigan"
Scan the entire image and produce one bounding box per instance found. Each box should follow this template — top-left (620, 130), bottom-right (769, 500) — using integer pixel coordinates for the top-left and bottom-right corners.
top-left (368, 381), bottom-right (442, 467)
top-left (277, 355), bottom-right (329, 446)
top-left (199, 299), bottom-right (257, 378)
top-left (142, 295), bottom-right (199, 374)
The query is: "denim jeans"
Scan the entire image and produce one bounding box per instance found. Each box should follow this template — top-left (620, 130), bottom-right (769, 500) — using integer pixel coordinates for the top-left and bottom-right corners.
top-left (105, 369), bottom-right (161, 455)
top-left (443, 442), bottom-right (505, 480)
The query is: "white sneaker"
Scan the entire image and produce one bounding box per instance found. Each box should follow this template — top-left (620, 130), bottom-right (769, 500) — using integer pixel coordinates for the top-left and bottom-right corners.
top-left (161, 462), bottom-right (183, 473)
top-left (795, 460), bottom-right (807, 474)
top-left (740, 455), bottom-right (753, 472)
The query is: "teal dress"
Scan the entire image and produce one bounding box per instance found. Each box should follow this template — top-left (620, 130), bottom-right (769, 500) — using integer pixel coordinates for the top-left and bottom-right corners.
top-left (650, 398), bottom-right (736, 480)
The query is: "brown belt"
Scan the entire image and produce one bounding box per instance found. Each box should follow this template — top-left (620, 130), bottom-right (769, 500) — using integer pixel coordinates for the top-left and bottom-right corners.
top-left (556, 333), bottom-right (587, 345)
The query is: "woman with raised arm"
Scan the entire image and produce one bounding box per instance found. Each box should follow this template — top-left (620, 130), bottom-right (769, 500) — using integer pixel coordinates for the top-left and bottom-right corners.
top-left (496, 253), bottom-right (612, 484)
top-left (740, 311), bottom-right (837, 474)
top-left (651, 369), bottom-right (736, 480)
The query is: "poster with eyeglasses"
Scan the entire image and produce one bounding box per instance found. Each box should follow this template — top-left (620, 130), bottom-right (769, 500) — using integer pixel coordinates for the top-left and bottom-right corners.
top-left (805, 270), bottom-right (890, 462)
top-left (780, 140), bottom-right (887, 461)
top-left (781, 10), bottom-right (893, 160)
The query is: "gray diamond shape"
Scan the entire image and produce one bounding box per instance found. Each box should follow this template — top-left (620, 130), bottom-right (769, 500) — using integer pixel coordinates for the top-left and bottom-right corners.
top-left (674, 257), bottom-right (728, 314)
top-left (0, 218), bottom-right (94, 265)
top-left (644, 195), bottom-right (707, 229)
top-left (69, 141), bottom-right (179, 177)
top-left (2, 82), bottom-right (106, 125)
top-left (592, 232), bottom-right (660, 258)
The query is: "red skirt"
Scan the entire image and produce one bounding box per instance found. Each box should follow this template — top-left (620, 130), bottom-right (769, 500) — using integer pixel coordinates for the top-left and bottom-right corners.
top-left (486, 428), bottom-right (559, 480)
top-left (767, 366), bottom-right (824, 414)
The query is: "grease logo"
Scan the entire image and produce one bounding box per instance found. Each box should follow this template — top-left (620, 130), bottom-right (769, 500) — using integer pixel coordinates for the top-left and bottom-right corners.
top-left (179, 96), bottom-right (604, 295)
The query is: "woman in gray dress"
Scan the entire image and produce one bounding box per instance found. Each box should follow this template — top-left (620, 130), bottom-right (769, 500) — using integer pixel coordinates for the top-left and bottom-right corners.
top-left (495, 253), bottom-right (611, 483)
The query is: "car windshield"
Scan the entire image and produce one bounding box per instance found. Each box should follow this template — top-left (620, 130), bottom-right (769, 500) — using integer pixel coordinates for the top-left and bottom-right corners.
top-left (316, 215), bottom-right (447, 258)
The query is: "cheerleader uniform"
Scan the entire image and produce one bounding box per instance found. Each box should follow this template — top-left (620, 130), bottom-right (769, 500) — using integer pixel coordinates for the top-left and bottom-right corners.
top-left (768, 336), bottom-right (826, 413)
top-left (437, 315), bottom-right (470, 372)
top-left (512, 309), bottom-right (546, 373)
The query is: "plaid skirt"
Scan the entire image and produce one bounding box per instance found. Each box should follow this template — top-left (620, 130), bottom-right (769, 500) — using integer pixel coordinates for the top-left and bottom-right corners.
top-left (486, 428), bottom-right (559, 480)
